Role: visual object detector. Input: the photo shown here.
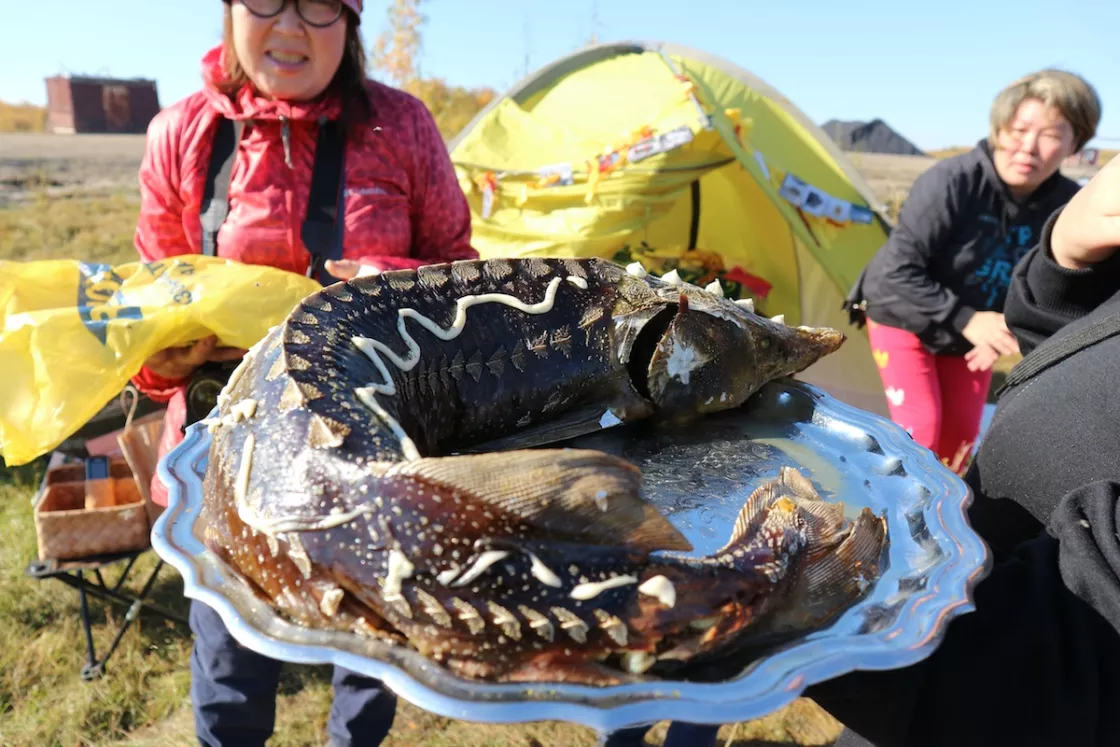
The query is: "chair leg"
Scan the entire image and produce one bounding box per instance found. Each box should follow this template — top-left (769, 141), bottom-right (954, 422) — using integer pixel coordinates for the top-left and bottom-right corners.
top-left (27, 553), bottom-right (188, 681)
top-left (76, 573), bottom-right (102, 681)
top-left (82, 559), bottom-right (175, 680)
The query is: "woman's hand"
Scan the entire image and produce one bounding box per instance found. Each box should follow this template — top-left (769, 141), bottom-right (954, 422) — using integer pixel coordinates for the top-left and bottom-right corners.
top-left (962, 311), bottom-right (1020, 358)
top-left (964, 342), bottom-right (1002, 373)
top-left (324, 259), bottom-right (381, 281)
top-left (1051, 156), bottom-right (1120, 270)
top-left (143, 335), bottom-right (247, 381)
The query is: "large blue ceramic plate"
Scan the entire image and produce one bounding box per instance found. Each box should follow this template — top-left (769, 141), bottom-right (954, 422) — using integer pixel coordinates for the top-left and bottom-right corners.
top-left (151, 379), bottom-right (990, 733)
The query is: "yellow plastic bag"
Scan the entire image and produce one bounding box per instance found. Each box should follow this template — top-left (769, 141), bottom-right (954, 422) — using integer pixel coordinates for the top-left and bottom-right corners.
top-left (0, 255), bottom-right (322, 466)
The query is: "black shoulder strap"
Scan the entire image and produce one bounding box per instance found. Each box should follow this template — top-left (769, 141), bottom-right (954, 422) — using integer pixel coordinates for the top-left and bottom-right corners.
top-left (996, 310), bottom-right (1120, 396)
top-left (302, 118), bottom-right (347, 284)
top-left (200, 115), bottom-right (346, 279)
top-left (199, 117), bottom-right (243, 257)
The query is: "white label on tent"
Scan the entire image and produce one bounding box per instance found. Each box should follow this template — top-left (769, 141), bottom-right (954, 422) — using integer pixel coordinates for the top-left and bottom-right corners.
top-left (753, 150), bottom-right (771, 181)
top-left (537, 163), bottom-right (574, 186)
top-left (659, 125), bottom-right (694, 150)
top-left (801, 187), bottom-right (829, 217)
top-left (778, 173), bottom-right (809, 207)
top-left (627, 140), bottom-right (659, 162)
top-left (481, 187), bottom-right (494, 218)
top-left (627, 125), bottom-right (694, 163)
top-left (826, 197), bottom-right (852, 223)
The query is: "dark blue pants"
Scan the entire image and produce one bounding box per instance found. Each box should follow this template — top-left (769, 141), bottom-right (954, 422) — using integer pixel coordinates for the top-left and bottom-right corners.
top-left (189, 600), bottom-right (397, 747)
top-left (598, 721), bottom-right (721, 747)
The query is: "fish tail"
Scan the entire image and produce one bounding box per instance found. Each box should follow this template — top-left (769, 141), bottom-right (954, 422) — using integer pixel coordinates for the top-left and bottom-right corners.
top-left (729, 467), bottom-right (888, 615)
top-left (712, 467), bottom-right (831, 576)
top-left (746, 506), bottom-right (889, 643)
top-left (649, 475), bottom-right (887, 670)
top-left (796, 507), bottom-right (888, 612)
top-left (642, 473), bottom-right (821, 658)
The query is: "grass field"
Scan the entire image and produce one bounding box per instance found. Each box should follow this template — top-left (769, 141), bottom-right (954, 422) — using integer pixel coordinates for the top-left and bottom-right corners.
top-left (0, 132), bottom-right (1048, 746)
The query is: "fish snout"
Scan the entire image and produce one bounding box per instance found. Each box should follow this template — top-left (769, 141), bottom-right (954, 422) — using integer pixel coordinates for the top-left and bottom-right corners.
top-left (770, 323), bottom-right (845, 378)
top-left (794, 324), bottom-right (846, 357)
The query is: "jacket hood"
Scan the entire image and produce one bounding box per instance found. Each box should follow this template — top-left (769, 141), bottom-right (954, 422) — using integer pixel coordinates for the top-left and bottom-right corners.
top-left (199, 44), bottom-right (342, 122)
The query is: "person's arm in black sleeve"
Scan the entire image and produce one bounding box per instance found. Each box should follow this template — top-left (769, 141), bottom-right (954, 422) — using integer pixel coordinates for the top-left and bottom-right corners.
top-left (1005, 207), bottom-right (1120, 355)
top-left (867, 164), bottom-right (976, 335)
top-left (804, 480), bottom-right (1120, 747)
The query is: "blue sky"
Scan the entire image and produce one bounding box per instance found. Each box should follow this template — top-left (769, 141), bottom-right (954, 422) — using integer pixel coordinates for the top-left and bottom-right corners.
top-left (2, 0), bottom-right (1116, 151)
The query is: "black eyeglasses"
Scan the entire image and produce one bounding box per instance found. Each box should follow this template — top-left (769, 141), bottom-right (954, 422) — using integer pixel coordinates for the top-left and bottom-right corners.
top-left (238, 0), bottom-right (345, 28)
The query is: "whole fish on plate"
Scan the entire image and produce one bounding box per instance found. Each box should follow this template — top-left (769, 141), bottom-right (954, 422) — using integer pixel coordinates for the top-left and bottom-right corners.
top-left (200, 257), bottom-right (888, 685)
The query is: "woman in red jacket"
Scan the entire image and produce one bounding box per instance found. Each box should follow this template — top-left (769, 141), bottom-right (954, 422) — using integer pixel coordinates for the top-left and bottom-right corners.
top-left (131, 2), bottom-right (475, 745)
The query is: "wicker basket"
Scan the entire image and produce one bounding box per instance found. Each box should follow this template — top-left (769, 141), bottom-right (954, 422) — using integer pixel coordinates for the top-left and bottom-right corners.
top-left (34, 458), bottom-right (151, 561)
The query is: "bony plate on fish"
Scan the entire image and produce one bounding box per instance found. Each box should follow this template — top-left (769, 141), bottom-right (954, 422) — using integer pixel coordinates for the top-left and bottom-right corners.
top-left (151, 258), bottom-right (990, 732)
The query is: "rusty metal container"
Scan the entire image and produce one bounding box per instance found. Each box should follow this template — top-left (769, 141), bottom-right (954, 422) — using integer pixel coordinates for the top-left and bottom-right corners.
top-left (44, 75), bottom-right (161, 134)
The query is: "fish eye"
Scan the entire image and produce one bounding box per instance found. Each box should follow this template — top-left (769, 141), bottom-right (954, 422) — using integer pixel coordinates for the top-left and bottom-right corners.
top-left (760, 337), bottom-right (772, 349)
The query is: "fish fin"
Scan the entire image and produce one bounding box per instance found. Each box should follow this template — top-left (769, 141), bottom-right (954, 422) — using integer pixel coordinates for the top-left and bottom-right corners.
top-left (794, 498), bottom-right (847, 548)
top-left (719, 468), bottom-right (846, 554)
top-left (387, 449), bottom-right (692, 552)
top-left (495, 652), bottom-right (654, 685)
top-left (754, 508), bottom-right (888, 636)
top-left (718, 479), bottom-right (783, 552)
top-left (665, 508), bottom-right (888, 677)
top-left (457, 402), bottom-right (642, 453)
top-left (776, 465), bottom-right (818, 499)
top-left (776, 467), bottom-right (847, 546)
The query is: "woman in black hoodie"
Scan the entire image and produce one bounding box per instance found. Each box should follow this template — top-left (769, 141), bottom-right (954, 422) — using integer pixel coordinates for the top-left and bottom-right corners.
top-left (809, 143), bottom-right (1120, 747)
top-left (848, 68), bottom-right (1100, 473)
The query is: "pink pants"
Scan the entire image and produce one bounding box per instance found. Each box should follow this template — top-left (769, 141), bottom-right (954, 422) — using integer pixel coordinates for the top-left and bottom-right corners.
top-left (867, 321), bottom-right (992, 474)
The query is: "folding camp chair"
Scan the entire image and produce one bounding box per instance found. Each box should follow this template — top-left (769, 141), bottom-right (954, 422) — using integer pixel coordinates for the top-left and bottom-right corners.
top-left (24, 389), bottom-right (190, 681)
top-left (25, 546), bottom-right (187, 681)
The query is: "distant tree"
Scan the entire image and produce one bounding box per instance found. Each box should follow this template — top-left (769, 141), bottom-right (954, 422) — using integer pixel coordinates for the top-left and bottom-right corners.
top-left (369, 0), bottom-right (426, 88)
top-left (407, 78), bottom-right (497, 141)
top-left (368, 0), bottom-right (497, 141)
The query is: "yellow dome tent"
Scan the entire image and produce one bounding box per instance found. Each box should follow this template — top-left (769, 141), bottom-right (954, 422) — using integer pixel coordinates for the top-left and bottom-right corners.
top-left (449, 41), bottom-right (892, 417)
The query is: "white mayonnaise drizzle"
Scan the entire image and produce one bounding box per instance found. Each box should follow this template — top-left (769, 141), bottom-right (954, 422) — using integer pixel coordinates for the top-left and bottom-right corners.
top-left (570, 574), bottom-right (639, 600)
top-left (450, 550), bottom-right (511, 587)
top-left (527, 552), bottom-right (563, 587)
top-left (352, 276), bottom-right (565, 398)
top-left (353, 388), bottom-right (422, 462)
top-left (383, 548), bottom-right (415, 598)
top-left (233, 438), bottom-right (375, 535)
top-left (350, 276), bottom-right (574, 463)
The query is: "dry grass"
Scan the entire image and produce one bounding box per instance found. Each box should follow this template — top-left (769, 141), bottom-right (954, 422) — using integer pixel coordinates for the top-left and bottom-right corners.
top-left (0, 102), bottom-right (47, 133)
top-left (0, 192), bottom-right (140, 264)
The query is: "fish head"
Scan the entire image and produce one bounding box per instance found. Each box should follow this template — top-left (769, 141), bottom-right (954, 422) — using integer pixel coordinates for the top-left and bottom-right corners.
top-left (644, 287), bottom-right (845, 417)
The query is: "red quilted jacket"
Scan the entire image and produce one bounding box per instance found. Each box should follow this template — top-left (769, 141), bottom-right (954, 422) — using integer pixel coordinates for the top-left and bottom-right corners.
top-left (134, 45), bottom-right (476, 505)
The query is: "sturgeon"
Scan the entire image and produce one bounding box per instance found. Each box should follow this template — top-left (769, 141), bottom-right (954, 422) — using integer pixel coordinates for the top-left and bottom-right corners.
top-left (200, 257), bottom-right (888, 685)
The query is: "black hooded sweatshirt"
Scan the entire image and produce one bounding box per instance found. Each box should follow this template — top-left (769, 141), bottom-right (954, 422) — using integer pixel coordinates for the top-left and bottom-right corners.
top-left (805, 208), bottom-right (1120, 747)
top-left (853, 139), bottom-right (1081, 356)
